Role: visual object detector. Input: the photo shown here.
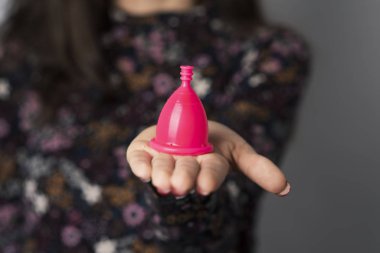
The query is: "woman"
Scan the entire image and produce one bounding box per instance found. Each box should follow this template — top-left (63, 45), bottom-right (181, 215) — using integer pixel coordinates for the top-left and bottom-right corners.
top-left (0, 0), bottom-right (309, 252)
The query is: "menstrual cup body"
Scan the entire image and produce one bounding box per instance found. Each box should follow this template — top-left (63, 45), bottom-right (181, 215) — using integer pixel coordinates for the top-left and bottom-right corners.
top-left (149, 66), bottom-right (213, 155)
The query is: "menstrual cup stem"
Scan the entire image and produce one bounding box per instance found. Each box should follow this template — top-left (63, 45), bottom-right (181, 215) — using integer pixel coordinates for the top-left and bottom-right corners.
top-left (180, 65), bottom-right (193, 88)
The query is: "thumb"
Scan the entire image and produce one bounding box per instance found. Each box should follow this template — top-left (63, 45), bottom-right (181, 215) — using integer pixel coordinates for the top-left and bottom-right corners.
top-left (232, 142), bottom-right (290, 196)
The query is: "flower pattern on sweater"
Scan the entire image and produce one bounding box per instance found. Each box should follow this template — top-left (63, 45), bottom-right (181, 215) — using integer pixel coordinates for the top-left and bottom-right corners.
top-left (0, 4), bottom-right (309, 253)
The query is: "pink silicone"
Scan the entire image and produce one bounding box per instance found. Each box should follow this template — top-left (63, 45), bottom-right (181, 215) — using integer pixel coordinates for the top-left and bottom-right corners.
top-left (149, 66), bottom-right (213, 155)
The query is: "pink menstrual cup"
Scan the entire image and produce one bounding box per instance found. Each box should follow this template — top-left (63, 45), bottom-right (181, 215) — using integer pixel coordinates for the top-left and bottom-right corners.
top-left (149, 66), bottom-right (213, 155)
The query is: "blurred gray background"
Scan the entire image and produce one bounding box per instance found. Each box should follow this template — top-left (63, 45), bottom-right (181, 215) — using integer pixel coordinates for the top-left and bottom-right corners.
top-left (1, 0), bottom-right (379, 252)
top-left (0, 0), bottom-right (7, 24)
top-left (258, 0), bottom-right (380, 252)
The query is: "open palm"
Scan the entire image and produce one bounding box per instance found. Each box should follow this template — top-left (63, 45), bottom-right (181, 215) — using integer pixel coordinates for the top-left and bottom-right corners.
top-left (126, 121), bottom-right (290, 197)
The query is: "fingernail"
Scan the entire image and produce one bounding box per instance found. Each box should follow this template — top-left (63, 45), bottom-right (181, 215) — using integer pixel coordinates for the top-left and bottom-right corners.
top-left (157, 187), bottom-right (170, 195)
top-left (197, 187), bottom-right (210, 196)
top-left (140, 178), bottom-right (151, 183)
top-left (171, 188), bottom-right (186, 197)
top-left (278, 182), bottom-right (291, 197)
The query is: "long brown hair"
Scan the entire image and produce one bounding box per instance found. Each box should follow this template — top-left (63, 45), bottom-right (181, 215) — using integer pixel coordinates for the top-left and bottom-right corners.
top-left (1, 0), bottom-right (264, 110)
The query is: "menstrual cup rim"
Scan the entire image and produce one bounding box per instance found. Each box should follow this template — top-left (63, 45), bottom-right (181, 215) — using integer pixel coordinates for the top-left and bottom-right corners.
top-left (180, 65), bottom-right (194, 70)
top-left (149, 138), bottom-right (213, 156)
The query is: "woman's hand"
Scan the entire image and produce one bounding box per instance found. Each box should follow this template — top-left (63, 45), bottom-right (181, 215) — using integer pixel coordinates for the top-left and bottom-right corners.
top-left (126, 121), bottom-right (290, 197)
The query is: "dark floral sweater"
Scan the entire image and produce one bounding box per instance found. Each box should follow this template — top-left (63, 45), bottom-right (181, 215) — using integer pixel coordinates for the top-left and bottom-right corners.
top-left (0, 3), bottom-right (309, 253)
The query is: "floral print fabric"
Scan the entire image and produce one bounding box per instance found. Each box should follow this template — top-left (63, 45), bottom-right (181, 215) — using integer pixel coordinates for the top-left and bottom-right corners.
top-left (0, 3), bottom-right (309, 253)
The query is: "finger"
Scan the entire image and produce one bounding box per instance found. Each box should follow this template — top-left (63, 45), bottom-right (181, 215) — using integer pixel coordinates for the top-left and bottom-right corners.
top-left (196, 153), bottom-right (229, 196)
top-left (151, 153), bottom-right (175, 194)
top-left (126, 149), bottom-right (152, 182)
top-left (128, 139), bottom-right (159, 157)
top-left (233, 142), bottom-right (289, 196)
top-left (171, 156), bottom-right (200, 196)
